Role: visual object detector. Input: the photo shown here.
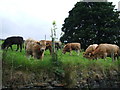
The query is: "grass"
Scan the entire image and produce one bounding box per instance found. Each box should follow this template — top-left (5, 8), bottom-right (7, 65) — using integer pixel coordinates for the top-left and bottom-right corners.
top-left (2, 49), bottom-right (53, 72)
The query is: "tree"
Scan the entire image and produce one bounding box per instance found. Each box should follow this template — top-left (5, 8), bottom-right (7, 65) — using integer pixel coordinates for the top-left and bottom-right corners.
top-left (60, 2), bottom-right (120, 49)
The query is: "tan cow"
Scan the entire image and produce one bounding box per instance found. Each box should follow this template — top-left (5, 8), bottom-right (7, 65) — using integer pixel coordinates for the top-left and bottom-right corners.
top-left (25, 39), bottom-right (46, 59)
top-left (62, 43), bottom-right (81, 55)
top-left (83, 44), bottom-right (98, 59)
top-left (90, 44), bottom-right (120, 60)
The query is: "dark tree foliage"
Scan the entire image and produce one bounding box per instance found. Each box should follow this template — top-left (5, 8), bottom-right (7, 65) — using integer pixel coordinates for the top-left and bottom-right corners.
top-left (60, 2), bottom-right (120, 49)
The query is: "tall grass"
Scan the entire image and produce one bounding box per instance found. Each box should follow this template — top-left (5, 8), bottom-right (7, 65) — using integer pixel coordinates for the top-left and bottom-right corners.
top-left (2, 45), bottom-right (53, 73)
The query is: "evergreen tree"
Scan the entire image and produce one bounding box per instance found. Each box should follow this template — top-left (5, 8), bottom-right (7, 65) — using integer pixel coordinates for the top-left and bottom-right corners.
top-left (60, 2), bottom-right (120, 49)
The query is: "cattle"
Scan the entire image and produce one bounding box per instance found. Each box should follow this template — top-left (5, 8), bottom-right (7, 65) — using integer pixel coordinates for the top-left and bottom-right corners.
top-left (62, 43), bottom-right (81, 55)
top-left (45, 40), bottom-right (62, 55)
top-left (90, 44), bottom-right (120, 60)
top-left (55, 41), bottom-right (62, 50)
top-left (45, 40), bottom-right (52, 55)
top-left (83, 44), bottom-right (98, 59)
top-left (25, 39), bottom-right (46, 59)
top-left (1, 36), bottom-right (24, 52)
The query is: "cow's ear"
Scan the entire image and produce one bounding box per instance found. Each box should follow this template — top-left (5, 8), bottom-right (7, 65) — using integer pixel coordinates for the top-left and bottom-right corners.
top-left (36, 42), bottom-right (40, 45)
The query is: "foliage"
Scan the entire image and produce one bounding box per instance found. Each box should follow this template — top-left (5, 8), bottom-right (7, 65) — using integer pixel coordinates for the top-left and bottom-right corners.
top-left (51, 21), bottom-right (60, 66)
top-left (60, 2), bottom-right (120, 49)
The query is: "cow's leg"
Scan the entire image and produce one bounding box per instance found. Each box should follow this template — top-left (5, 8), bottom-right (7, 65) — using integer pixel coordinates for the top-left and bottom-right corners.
top-left (116, 54), bottom-right (119, 60)
top-left (103, 53), bottom-right (107, 60)
top-left (69, 48), bottom-right (72, 55)
top-left (16, 44), bottom-right (19, 51)
top-left (111, 52), bottom-right (115, 61)
top-left (10, 45), bottom-right (13, 51)
top-left (33, 53), bottom-right (36, 59)
top-left (114, 53), bottom-right (118, 61)
top-left (49, 48), bottom-right (52, 55)
top-left (77, 50), bottom-right (80, 56)
top-left (6, 45), bottom-right (10, 50)
top-left (70, 51), bottom-right (72, 56)
top-left (116, 53), bottom-right (119, 60)
top-left (20, 44), bottom-right (22, 52)
top-left (26, 51), bottom-right (32, 59)
top-left (5, 46), bottom-right (9, 52)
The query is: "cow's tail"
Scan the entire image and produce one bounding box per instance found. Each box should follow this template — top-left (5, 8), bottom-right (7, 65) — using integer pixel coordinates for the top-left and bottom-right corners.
top-left (118, 47), bottom-right (120, 57)
top-left (79, 43), bottom-right (81, 52)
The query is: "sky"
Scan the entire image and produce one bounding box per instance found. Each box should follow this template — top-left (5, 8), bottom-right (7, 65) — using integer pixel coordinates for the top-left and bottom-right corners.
top-left (0, 0), bottom-right (119, 40)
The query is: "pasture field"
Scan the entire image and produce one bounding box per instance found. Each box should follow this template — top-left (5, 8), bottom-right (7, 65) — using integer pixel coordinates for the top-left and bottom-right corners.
top-left (1, 43), bottom-right (120, 88)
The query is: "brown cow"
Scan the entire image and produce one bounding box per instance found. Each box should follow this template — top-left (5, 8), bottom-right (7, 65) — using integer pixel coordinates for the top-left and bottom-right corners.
top-left (62, 43), bottom-right (81, 55)
top-left (25, 39), bottom-right (46, 59)
top-left (55, 41), bottom-right (62, 50)
top-left (90, 44), bottom-right (120, 60)
top-left (45, 40), bottom-right (62, 55)
top-left (83, 44), bottom-right (98, 59)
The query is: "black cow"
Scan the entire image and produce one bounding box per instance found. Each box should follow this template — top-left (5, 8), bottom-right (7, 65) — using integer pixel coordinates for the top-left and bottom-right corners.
top-left (1, 36), bottom-right (24, 52)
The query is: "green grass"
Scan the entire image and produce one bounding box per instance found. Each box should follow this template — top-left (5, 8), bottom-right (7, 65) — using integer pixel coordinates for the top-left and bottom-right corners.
top-left (1, 44), bottom-right (120, 73)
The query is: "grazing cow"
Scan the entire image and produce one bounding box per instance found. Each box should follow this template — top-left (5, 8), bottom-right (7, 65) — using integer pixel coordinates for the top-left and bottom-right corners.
top-left (62, 43), bottom-right (81, 55)
top-left (1, 36), bottom-right (24, 52)
top-left (45, 40), bottom-right (52, 55)
top-left (55, 41), bottom-right (62, 50)
top-left (83, 44), bottom-right (98, 59)
top-left (25, 39), bottom-right (46, 59)
top-left (45, 40), bottom-right (62, 55)
top-left (90, 44), bottom-right (120, 60)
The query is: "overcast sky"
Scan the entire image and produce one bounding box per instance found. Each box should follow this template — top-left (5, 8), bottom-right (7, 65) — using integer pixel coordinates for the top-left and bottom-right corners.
top-left (0, 0), bottom-right (119, 40)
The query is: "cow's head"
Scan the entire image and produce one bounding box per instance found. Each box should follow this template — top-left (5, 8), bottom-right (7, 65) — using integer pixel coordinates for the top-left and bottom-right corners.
top-left (32, 41), bottom-right (46, 59)
top-left (62, 45), bottom-right (67, 54)
top-left (89, 52), bottom-right (99, 60)
top-left (1, 43), bottom-right (6, 49)
top-left (83, 52), bottom-right (92, 59)
top-left (39, 40), bottom-right (46, 52)
top-left (62, 49), bottom-right (66, 54)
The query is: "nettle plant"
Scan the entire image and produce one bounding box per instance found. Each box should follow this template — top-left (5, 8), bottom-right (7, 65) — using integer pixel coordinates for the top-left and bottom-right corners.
top-left (51, 21), bottom-right (58, 65)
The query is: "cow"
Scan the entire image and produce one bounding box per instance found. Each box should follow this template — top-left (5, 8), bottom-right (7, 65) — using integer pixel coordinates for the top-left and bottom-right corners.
top-left (83, 44), bottom-right (98, 59)
top-left (45, 40), bottom-right (62, 55)
top-left (25, 39), bottom-right (46, 59)
top-left (1, 36), bottom-right (24, 52)
top-left (45, 40), bottom-right (52, 55)
top-left (55, 41), bottom-right (62, 50)
top-left (90, 44), bottom-right (120, 60)
top-left (62, 43), bottom-right (81, 55)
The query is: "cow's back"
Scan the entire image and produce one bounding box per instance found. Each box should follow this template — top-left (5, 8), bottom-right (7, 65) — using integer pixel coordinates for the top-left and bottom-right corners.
top-left (98, 44), bottom-right (118, 54)
top-left (84, 44), bottom-right (98, 57)
top-left (5, 36), bottom-right (23, 44)
top-left (71, 43), bottom-right (81, 50)
top-left (25, 39), bottom-right (36, 51)
top-left (92, 44), bottom-right (119, 59)
top-left (63, 43), bottom-right (80, 51)
top-left (1, 36), bottom-right (24, 49)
